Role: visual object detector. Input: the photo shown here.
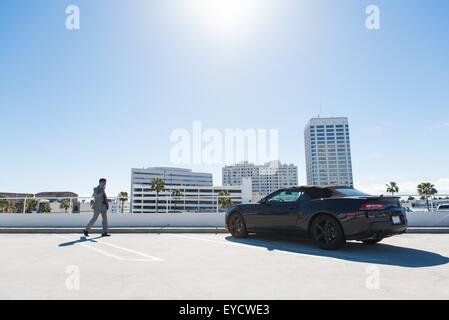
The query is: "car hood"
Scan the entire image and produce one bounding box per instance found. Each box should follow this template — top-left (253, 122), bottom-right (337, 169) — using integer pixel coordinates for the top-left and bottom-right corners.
top-left (227, 203), bottom-right (257, 212)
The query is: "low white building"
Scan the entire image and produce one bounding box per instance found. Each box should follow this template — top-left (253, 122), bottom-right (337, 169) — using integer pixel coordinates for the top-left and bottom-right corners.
top-left (131, 178), bottom-right (252, 213)
top-left (109, 199), bottom-right (130, 214)
top-left (223, 161), bottom-right (298, 197)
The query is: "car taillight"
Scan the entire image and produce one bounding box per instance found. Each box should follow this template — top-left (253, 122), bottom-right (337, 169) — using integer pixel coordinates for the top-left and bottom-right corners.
top-left (344, 212), bottom-right (358, 218)
top-left (360, 203), bottom-right (385, 211)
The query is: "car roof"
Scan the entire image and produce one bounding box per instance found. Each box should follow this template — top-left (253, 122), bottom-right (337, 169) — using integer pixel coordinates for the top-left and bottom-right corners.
top-left (282, 185), bottom-right (353, 199)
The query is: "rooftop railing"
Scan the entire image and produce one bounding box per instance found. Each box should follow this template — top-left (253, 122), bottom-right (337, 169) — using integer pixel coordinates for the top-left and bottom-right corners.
top-left (0, 194), bottom-right (242, 214)
top-left (1, 193), bottom-right (448, 215)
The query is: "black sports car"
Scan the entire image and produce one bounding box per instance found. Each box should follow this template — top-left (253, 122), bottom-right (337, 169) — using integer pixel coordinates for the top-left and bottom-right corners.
top-left (225, 186), bottom-right (407, 250)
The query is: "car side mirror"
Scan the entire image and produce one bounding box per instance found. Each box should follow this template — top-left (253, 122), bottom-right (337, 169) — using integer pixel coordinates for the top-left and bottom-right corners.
top-left (259, 198), bottom-right (269, 206)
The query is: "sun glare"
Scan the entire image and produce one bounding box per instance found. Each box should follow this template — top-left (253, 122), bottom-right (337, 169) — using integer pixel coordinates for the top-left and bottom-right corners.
top-left (186, 0), bottom-right (271, 35)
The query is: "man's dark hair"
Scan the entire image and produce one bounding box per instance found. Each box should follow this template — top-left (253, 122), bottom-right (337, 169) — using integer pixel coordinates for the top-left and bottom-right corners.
top-left (99, 178), bottom-right (107, 184)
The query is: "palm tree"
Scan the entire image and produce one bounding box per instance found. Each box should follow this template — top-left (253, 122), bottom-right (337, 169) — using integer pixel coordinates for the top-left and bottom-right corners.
top-left (151, 178), bottom-right (165, 213)
top-left (386, 181), bottom-right (399, 195)
top-left (417, 182), bottom-right (438, 210)
top-left (0, 198), bottom-right (16, 213)
top-left (17, 198), bottom-right (38, 213)
top-left (118, 191), bottom-right (129, 214)
top-left (218, 190), bottom-right (233, 210)
top-left (60, 199), bottom-right (71, 213)
top-left (171, 189), bottom-right (182, 212)
top-left (40, 202), bottom-right (52, 213)
top-left (5, 201), bottom-right (17, 213)
top-left (0, 197), bottom-right (7, 213)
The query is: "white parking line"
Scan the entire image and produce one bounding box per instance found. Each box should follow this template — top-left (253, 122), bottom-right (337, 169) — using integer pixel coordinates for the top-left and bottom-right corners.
top-left (99, 239), bottom-right (163, 262)
top-left (170, 234), bottom-right (388, 263)
top-left (56, 235), bottom-right (163, 262)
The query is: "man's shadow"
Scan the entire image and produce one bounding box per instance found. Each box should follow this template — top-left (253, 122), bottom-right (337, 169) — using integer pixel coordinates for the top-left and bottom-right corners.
top-left (59, 236), bottom-right (103, 247)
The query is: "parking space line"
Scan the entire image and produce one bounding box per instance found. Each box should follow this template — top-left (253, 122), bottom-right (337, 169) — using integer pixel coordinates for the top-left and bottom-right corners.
top-left (55, 235), bottom-right (163, 262)
top-left (99, 240), bottom-right (163, 261)
top-left (170, 234), bottom-right (387, 263)
top-left (56, 235), bottom-right (125, 261)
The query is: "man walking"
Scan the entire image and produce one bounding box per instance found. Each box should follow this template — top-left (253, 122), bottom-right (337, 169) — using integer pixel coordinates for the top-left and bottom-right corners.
top-left (84, 178), bottom-right (110, 237)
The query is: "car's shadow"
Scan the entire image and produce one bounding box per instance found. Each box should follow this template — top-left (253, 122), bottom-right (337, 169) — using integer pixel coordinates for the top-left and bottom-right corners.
top-left (58, 236), bottom-right (103, 247)
top-left (225, 234), bottom-right (449, 268)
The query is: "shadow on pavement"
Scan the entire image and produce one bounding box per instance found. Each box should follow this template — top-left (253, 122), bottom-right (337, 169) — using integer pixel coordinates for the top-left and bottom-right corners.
top-left (58, 236), bottom-right (103, 247)
top-left (225, 234), bottom-right (449, 268)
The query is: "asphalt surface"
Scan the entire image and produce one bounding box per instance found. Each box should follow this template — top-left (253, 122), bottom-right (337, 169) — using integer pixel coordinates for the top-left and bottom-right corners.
top-left (1, 233), bottom-right (448, 299)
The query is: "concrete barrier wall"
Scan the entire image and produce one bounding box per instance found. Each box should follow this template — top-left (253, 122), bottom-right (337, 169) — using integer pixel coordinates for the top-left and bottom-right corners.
top-left (406, 211), bottom-right (449, 227)
top-left (0, 213), bottom-right (226, 228)
top-left (0, 211), bottom-right (448, 228)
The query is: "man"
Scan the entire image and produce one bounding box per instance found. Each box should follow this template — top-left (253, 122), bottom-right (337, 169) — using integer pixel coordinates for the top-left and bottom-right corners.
top-left (84, 178), bottom-right (110, 237)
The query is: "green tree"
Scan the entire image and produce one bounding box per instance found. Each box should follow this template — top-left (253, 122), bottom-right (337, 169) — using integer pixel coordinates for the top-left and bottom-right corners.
top-left (5, 201), bottom-right (17, 213)
top-left (151, 178), bottom-right (165, 213)
top-left (39, 202), bottom-right (52, 213)
top-left (16, 198), bottom-right (38, 213)
top-left (0, 197), bottom-right (7, 212)
top-left (218, 190), bottom-right (233, 210)
top-left (0, 197), bottom-right (16, 213)
top-left (118, 191), bottom-right (129, 214)
top-left (386, 181), bottom-right (399, 195)
top-left (171, 189), bottom-right (183, 211)
top-left (59, 199), bottom-right (71, 213)
top-left (417, 182), bottom-right (438, 210)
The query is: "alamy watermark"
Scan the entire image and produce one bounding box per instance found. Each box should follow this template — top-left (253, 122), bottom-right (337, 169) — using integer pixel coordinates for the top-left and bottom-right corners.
top-left (170, 121), bottom-right (279, 165)
top-left (65, 265), bottom-right (80, 290)
top-left (66, 5), bottom-right (80, 30)
top-left (365, 265), bottom-right (380, 290)
top-left (365, 5), bottom-right (381, 30)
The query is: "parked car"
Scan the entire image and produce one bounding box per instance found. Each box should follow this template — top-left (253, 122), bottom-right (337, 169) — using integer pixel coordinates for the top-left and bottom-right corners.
top-left (437, 204), bottom-right (449, 210)
top-left (225, 186), bottom-right (408, 250)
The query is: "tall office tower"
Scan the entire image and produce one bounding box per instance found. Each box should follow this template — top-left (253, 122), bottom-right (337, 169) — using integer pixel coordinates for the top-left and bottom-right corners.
top-left (304, 117), bottom-right (353, 186)
top-left (222, 160), bottom-right (298, 197)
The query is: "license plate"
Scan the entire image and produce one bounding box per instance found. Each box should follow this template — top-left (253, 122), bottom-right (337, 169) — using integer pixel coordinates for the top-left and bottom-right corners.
top-left (392, 216), bottom-right (401, 225)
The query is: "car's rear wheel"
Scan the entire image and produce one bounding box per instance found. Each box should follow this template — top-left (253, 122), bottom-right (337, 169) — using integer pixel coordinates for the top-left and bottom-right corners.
top-left (228, 213), bottom-right (248, 238)
top-left (362, 238), bottom-right (383, 245)
top-left (310, 215), bottom-right (346, 250)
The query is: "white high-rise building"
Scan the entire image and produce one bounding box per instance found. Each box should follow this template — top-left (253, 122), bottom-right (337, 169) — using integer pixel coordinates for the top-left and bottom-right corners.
top-left (304, 117), bottom-right (353, 186)
top-left (222, 161), bottom-right (298, 197)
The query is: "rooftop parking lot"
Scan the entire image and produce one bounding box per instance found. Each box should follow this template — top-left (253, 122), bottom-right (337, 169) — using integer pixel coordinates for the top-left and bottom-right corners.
top-left (1, 233), bottom-right (449, 300)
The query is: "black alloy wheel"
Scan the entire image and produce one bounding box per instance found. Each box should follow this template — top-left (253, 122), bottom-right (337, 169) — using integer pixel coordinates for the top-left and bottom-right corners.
top-left (311, 215), bottom-right (346, 250)
top-left (228, 213), bottom-right (248, 238)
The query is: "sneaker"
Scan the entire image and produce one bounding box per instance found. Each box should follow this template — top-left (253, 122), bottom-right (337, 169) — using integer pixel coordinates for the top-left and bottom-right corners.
top-left (101, 233), bottom-right (111, 237)
top-left (83, 229), bottom-right (89, 237)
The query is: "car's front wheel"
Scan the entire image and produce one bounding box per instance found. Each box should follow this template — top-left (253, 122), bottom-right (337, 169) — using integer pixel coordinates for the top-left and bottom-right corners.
top-left (310, 215), bottom-right (346, 250)
top-left (228, 213), bottom-right (248, 238)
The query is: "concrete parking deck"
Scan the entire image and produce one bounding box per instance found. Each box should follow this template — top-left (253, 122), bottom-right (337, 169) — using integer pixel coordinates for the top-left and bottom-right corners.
top-left (1, 233), bottom-right (448, 300)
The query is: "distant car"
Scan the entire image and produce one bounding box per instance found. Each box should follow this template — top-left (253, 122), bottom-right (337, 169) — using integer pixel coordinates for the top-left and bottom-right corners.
top-left (225, 186), bottom-right (408, 250)
top-left (403, 207), bottom-right (414, 213)
top-left (437, 204), bottom-right (449, 210)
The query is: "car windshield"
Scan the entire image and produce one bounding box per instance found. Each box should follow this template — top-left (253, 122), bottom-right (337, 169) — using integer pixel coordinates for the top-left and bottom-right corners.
top-left (334, 188), bottom-right (370, 197)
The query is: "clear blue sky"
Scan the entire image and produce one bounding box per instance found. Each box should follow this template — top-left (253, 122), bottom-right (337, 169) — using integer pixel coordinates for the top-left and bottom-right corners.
top-left (1, 0), bottom-right (448, 196)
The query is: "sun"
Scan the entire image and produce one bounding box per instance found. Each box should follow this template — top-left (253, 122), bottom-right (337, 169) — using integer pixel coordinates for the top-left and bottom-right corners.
top-left (184, 0), bottom-right (272, 35)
